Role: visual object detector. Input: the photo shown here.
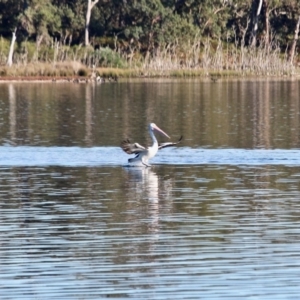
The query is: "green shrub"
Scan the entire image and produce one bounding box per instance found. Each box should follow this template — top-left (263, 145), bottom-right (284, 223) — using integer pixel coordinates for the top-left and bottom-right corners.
top-left (96, 47), bottom-right (127, 68)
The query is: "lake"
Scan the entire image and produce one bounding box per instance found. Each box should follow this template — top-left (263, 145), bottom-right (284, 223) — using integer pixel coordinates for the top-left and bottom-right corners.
top-left (0, 78), bottom-right (299, 299)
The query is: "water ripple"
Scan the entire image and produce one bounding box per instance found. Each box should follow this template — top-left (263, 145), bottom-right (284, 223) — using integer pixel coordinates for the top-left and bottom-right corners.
top-left (0, 165), bottom-right (299, 299)
top-left (0, 146), bottom-right (300, 166)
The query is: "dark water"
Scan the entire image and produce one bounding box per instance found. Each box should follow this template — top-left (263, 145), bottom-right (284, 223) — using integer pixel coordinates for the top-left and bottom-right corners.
top-left (2, 78), bottom-right (300, 149)
top-left (0, 79), bottom-right (300, 299)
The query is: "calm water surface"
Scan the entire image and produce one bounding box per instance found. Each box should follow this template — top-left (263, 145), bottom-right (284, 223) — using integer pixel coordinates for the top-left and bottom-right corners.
top-left (0, 79), bottom-right (300, 299)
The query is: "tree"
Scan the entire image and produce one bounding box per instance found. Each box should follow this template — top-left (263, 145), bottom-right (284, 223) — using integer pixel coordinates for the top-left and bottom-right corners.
top-left (168, 0), bottom-right (232, 39)
top-left (250, 0), bottom-right (263, 47)
top-left (7, 28), bottom-right (17, 66)
top-left (85, 0), bottom-right (99, 46)
top-left (0, 0), bottom-right (23, 38)
top-left (0, 0), bottom-right (24, 65)
top-left (51, 0), bottom-right (86, 44)
top-left (19, 0), bottom-right (61, 46)
top-left (288, 15), bottom-right (300, 63)
top-left (0, 0), bottom-right (300, 63)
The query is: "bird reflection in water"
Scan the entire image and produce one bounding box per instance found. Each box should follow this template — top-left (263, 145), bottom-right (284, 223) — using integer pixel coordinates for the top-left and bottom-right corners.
top-left (124, 167), bottom-right (174, 263)
top-left (124, 167), bottom-right (173, 236)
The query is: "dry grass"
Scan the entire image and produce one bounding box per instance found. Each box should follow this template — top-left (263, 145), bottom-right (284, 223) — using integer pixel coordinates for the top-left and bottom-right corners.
top-left (0, 61), bottom-right (89, 77)
top-left (95, 67), bottom-right (141, 78)
top-left (138, 38), bottom-right (296, 77)
top-left (0, 36), bottom-right (298, 79)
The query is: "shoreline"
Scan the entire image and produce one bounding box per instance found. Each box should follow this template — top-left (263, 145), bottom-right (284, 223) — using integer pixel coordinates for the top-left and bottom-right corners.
top-left (0, 76), bottom-right (85, 82)
top-left (0, 72), bottom-right (299, 83)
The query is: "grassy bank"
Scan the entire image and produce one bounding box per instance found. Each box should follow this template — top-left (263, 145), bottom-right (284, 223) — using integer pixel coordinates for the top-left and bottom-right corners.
top-left (0, 64), bottom-right (297, 81)
top-left (0, 62), bottom-right (141, 79)
top-left (0, 38), bottom-right (299, 79)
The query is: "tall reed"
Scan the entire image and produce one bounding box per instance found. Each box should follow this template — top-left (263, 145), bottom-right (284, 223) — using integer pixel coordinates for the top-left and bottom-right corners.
top-left (0, 32), bottom-right (296, 78)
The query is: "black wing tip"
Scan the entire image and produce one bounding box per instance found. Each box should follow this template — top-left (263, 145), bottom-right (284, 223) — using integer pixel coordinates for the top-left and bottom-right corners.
top-left (158, 135), bottom-right (183, 150)
top-left (120, 138), bottom-right (130, 147)
top-left (120, 138), bottom-right (132, 154)
top-left (121, 138), bottom-right (130, 143)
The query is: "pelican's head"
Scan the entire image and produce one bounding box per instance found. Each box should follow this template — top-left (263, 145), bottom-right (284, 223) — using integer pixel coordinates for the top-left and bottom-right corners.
top-left (149, 123), bottom-right (170, 139)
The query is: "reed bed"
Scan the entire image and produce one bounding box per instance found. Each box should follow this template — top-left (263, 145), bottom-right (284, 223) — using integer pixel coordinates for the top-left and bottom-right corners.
top-left (0, 36), bottom-right (298, 79)
top-left (140, 38), bottom-right (296, 77)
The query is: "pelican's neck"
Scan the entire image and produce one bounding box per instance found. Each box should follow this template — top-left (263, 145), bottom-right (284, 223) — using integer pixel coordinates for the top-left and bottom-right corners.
top-left (149, 127), bottom-right (158, 146)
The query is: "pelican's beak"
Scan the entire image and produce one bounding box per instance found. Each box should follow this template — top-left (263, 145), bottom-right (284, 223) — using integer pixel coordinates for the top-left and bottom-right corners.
top-left (152, 124), bottom-right (170, 139)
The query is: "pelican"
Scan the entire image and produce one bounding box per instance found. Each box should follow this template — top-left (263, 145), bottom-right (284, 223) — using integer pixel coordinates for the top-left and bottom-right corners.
top-left (121, 123), bottom-right (182, 167)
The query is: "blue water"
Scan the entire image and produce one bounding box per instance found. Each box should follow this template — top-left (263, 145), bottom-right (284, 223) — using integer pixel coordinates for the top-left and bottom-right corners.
top-left (1, 159), bottom-right (300, 299)
top-left (1, 80), bottom-right (300, 299)
top-left (0, 146), bottom-right (299, 166)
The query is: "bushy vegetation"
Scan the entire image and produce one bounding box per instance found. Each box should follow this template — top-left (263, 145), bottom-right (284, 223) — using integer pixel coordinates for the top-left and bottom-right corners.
top-left (0, 0), bottom-right (299, 78)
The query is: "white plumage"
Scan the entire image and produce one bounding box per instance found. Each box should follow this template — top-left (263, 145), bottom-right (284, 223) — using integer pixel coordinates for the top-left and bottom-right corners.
top-left (121, 123), bottom-right (182, 167)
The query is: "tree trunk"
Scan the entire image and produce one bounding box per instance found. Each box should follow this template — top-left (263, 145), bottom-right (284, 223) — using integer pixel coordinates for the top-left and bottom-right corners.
top-left (262, 0), bottom-right (269, 48)
top-left (250, 0), bottom-right (263, 47)
top-left (288, 15), bottom-right (300, 64)
top-left (85, 0), bottom-right (99, 46)
top-left (7, 28), bottom-right (17, 66)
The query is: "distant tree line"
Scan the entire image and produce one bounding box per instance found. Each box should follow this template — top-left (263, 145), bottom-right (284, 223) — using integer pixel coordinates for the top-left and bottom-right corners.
top-left (0, 0), bottom-right (300, 64)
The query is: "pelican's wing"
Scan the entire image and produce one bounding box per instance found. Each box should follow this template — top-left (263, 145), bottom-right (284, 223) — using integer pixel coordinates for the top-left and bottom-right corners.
top-left (121, 139), bottom-right (146, 154)
top-left (158, 136), bottom-right (183, 150)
